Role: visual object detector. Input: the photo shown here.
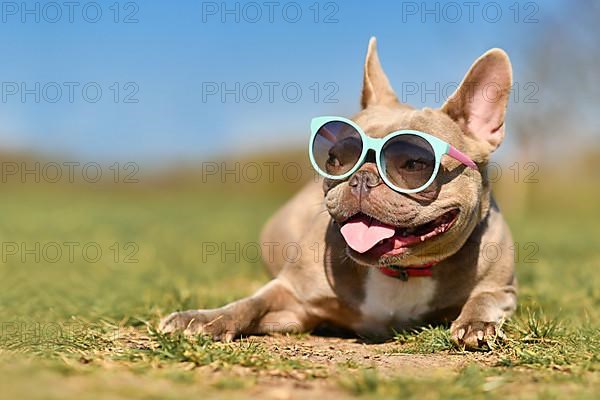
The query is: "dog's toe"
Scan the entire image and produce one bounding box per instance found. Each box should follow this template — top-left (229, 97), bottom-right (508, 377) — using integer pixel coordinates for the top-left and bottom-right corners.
top-left (451, 320), bottom-right (503, 350)
top-left (159, 309), bottom-right (240, 341)
top-left (159, 310), bottom-right (201, 333)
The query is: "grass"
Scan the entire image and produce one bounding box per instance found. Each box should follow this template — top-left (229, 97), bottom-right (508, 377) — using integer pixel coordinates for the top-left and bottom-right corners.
top-left (0, 164), bottom-right (599, 399)
top-left (393, 325), bottom-right (456, 354)
top-left (138, 327), bottom-right (310, 373)
top-left (340, 364), bottom-right (600, 399)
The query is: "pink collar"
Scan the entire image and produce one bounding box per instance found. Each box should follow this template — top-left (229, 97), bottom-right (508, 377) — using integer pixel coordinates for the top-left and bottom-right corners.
top-left (379, 261), bottom-right (437, 281)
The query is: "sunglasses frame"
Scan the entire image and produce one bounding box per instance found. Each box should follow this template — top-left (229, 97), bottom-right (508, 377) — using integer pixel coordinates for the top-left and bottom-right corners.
top-left (309, 116), bottom-right (477, 194)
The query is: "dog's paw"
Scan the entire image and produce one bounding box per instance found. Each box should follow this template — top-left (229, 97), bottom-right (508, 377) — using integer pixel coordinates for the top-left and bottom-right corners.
top-left (450, 320), bottom-right (505, 350)
top-left (158, 309), bottom-right (240, 341)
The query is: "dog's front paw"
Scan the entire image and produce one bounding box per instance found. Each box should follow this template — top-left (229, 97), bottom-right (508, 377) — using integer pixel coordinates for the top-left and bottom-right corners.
top-left (158, 309), bottom-right (240, 341)
top-left (450, 320), bottom-right (505, 350)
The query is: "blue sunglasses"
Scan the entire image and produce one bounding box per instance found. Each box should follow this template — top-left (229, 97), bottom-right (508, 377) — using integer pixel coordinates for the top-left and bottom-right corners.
top-left (309, 116), bottom-right (477, 194)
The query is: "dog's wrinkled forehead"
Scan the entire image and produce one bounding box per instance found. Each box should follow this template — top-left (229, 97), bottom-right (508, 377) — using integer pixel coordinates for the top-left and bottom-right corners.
top-left (352, 105), bottom-right (465, 146)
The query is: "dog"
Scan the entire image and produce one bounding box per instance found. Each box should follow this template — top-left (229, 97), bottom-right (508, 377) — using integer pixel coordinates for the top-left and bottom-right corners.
top-left (159, 38), bottom-right (517, 349)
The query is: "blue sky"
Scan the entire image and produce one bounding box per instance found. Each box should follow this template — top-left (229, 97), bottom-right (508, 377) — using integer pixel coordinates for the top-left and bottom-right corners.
top-left (0, 0), bottom-right (564, 163)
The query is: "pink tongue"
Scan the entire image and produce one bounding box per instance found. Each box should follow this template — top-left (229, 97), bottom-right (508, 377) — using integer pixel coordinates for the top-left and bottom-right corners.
top-left (340, 216), bottom-right (396, 253)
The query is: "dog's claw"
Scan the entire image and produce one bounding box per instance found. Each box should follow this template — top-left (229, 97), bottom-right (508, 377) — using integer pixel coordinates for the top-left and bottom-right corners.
top-left (223, 331), bottom-right (235, 342)
top-left (158, 311), bottom-right (189, 333)
top-left (450, 320), bottom-right (503, 350)
top-left (159, 309), bottom-right (240, 341)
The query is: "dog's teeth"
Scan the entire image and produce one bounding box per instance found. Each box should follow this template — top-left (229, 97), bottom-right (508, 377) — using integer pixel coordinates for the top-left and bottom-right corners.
top-left (378, 240), bottom-right (384, 244)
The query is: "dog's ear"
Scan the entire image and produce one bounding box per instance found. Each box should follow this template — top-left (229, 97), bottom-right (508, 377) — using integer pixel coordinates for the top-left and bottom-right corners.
top-left (441, 48), bottom-right (512, 153)
top-left (361, 37), bottom-right (400, 109)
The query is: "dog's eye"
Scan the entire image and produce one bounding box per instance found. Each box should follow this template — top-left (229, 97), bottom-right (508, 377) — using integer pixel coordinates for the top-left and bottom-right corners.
top-left (325, 137), bottom-right (362, 173)
top-left (402, 159), bottom-right (428, 171)
top-left (327, 153), bottom-right (342, 168)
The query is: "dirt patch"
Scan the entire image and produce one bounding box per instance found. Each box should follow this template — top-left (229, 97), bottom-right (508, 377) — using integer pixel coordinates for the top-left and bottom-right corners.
top-left (85, 328), bottom-right (501, 399)
top-left (251, 334), bottom-right (498, 376)
top-left (5, 328), bottom-right (595, 400)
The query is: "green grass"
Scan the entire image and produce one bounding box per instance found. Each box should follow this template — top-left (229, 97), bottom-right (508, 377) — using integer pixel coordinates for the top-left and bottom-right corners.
top-left (393, 325), bottom-right (456, 354)
top-left (138, 327), bottom-right (310, 372)
top-left (340, 364), bottom-right (600, 399)
top-left (0, 170), bottom-right (599, 399)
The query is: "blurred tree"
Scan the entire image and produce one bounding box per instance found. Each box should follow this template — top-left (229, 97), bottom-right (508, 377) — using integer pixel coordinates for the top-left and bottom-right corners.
top-left (513, 1), bottom-right (600, 159)
top-left (505, 1), bottom-right (600, 213)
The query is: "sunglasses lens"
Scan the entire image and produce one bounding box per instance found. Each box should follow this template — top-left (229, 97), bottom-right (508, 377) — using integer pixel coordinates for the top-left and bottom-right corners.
top-left (382, 134), bottom-right (436, 190)
top-left (312, 121), bottom-right (363, 177)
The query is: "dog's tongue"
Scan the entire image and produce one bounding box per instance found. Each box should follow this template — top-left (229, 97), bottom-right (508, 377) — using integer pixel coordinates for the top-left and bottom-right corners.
top-left (340, 216), bottom-right (396, 253)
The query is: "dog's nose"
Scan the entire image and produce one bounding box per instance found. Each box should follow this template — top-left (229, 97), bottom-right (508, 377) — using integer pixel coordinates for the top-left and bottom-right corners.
top-left (349, 169), bottom-right (382, 197)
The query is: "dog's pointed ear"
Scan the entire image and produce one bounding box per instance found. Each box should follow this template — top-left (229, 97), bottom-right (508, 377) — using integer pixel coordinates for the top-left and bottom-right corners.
top-left (442, 48), bottom-right (512, 153)
top-left (361, 37), bottom-right (400, 109)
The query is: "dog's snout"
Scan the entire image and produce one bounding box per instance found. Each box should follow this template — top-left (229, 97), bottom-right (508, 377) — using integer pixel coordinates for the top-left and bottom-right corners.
top-left (349, 170), bottom-right (381, 197)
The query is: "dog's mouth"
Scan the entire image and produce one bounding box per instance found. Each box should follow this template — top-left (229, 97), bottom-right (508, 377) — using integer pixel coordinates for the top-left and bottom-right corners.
top-left (339, 209), bottom-right (459, 259)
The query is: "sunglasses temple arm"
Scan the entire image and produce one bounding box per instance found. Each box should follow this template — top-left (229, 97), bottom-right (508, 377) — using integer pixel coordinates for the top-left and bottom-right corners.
top-left (447, 145), bottom-right (478, 170)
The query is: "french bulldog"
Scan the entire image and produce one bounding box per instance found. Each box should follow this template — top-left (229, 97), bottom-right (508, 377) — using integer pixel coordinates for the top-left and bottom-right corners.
top-left (159, 38), bottom-right (517, 349)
